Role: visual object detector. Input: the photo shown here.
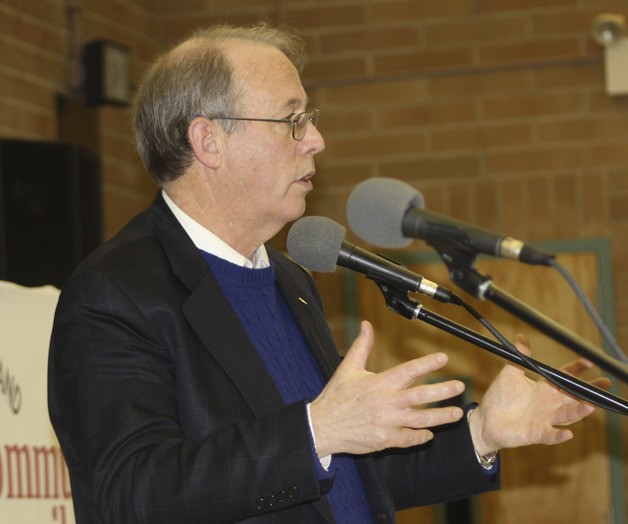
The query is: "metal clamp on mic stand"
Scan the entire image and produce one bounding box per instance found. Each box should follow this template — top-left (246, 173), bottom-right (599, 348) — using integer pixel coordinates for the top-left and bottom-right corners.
top-left (367, 274), bottom-right (628, 416)
top-left (423, 236), bottom-right (628, 384)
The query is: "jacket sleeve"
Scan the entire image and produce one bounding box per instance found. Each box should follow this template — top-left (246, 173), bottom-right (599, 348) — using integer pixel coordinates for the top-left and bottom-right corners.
top-left (372, 414), bottom-right (500, 510)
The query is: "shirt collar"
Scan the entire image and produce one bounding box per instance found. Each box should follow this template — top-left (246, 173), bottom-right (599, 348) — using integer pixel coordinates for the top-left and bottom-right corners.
top-left (162, 190), bottom-right (269, 269)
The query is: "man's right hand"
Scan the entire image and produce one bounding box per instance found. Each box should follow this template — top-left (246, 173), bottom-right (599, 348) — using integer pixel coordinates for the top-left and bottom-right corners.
top-left (310, 320), bottom-right (466, 458)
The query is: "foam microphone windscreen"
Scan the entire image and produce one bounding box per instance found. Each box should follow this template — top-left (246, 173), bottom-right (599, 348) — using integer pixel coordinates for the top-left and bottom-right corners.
top-left (287, 216), bottom-right (346, 272)
top-left (346, 178), bottom-right (424, 248)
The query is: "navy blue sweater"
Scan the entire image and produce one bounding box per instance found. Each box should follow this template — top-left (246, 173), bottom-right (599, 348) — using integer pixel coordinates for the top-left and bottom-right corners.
top-left (201, 250), bottom-right (373, 523)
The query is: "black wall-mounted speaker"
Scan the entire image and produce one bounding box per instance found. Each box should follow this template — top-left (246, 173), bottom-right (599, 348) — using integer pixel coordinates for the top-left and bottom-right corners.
top-left (0, 139), bottom-right (102, 288)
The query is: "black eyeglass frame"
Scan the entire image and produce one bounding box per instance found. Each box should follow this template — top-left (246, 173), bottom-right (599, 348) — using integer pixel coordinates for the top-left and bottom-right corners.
top-left (214, 108), bottom-right (319, 141)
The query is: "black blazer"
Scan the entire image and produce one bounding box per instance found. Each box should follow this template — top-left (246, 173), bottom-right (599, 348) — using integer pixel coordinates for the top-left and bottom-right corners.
top-left (48, 193), bottom-right (497, 523)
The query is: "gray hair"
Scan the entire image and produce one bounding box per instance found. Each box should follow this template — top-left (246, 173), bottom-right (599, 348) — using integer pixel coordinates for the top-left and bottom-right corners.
top-left (132, 23), bottom-right (307, 185)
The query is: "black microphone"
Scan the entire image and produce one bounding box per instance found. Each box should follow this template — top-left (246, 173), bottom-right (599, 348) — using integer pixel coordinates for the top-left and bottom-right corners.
top-left (286, 216), bottom-right (463, 305)
top-left (346, 178), bottom-right (554, 266)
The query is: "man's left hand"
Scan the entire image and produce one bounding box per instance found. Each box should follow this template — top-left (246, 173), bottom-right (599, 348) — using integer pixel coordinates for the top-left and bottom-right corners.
top-left (468, 334), bottom-right (612, 457)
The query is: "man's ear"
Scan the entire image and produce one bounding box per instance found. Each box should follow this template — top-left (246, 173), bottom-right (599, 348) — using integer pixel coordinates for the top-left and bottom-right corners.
top-left (188, 116), bottom-right (221, 169)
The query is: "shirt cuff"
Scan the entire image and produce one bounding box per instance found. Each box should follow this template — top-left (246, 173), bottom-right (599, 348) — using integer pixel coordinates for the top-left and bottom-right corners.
top-left (306, 402), bottom-right (332, 470)
top-left (466, 404), bottom-right (499, 475)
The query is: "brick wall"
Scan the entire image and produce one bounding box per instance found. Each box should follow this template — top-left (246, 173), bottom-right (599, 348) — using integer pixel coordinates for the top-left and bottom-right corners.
top-left (1, 0), bottom-right (627, 355)
top-left (0, 0), bottom-right (161, 239)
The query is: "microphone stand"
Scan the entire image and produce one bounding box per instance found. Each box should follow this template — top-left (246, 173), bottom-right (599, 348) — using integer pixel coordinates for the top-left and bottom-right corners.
top-left (370, 279), bottom-right (628, 415)
top-left (428, 241), bottom-right (628, 384)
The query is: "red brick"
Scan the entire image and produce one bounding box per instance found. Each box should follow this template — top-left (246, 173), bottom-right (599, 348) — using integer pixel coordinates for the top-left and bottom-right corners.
top-left (580, 172), bottom-right (608, 236)
top-left (498, 177), bottom-right (528, 239)
top-left (482, 92), bottom-right (584, 119)
top-left (0, 99), bottom-right (56, 139)
top-left (525, 176), bottom-right (555, 241)
top-left (592, 142), bottom-right (628, 166)
top-left (157, 0), bottom-right (207, 13)
top-left (610, 195), bottom-right (628, 221)
top-left (0, 0), bottom-right (65, 25)
top-left (316, 162), bottom-right (378, 189)
top-left (474, 179), bottom-right (500, 229)
top-left (212, 0), bottom-right (279, 10)
top-left (485, 147), bottom-right (589, 174)
top-left (431, 123), bottom-right (532, 151)
top-left (608, 171), bottom-right (628, 193)
top-left (538, 117), bottom-right (628, 143)
top-left (284, 4), bottom-right (367, 30)
top-left (476, 0), bottom-right (577, 12)
top-left (588, 91), bottom-right (628, 112)
top-left (379, 155), bottom-right (482, 181)
top-left (368, 0), bottom-right (472, 21)
top-left (373, 48), bottom-right (474, 76)
top-left (316, 109), bottom-right (372, 136)
top-left (532, 9), bottom-right (622, 36)
top-left (324, 131), bottom-right (427, 161)
top-left (377, 100), bottom-right (478, 128)
top-left (534, 64), bottom-right (602, 89)
top-left (303, 56), bottom-right (368, 83)
top-left (427, 70), bottom-right (531, 97)
top-left (413, 183), bottom-right (448, 213)
top-left (554, 174), bottom-right (580, 236)
top-left (447, 180), bottom-right (474, 222)
top-left (425, 16), bottom-right (528, 46)
top-left (478, 38), bottom-right (581, 65)
top-left (320, 26), bottom-right (420, 54)
top-left (103, 186), bottom-right (154, 240)
top-left (319, 79), bottom-right (425, 106)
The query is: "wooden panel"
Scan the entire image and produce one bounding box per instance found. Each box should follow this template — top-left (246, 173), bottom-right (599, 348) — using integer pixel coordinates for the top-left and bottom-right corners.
top-left (352, 250), bottom-right (618, 523)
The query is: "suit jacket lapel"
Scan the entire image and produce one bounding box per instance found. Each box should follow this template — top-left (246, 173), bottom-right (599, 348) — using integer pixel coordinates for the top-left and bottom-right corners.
top-left (147, 194), bottom-right (286, 418)
top-left (144, 195), bottom-right (341, 424)
top-left (271, 252), bottom-right (341, 381)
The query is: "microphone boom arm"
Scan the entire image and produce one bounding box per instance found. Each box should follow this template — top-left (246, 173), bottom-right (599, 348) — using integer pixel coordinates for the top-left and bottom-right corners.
top-left (423, 237), bottom-right (628, 383)
top-left (448, 263), bottom-right (628, 384)
top-left (368, 276), bottom-right (628, 415)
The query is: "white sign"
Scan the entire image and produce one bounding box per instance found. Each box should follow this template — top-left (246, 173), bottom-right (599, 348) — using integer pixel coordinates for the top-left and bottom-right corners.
top-left (0, 281), bottom-right (74, 523)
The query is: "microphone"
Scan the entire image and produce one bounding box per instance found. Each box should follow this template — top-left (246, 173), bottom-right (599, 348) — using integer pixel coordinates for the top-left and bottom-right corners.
top-left (286, 216), bottom-right (463, 305)
top-left (346, 177), bottom-right (554, 266)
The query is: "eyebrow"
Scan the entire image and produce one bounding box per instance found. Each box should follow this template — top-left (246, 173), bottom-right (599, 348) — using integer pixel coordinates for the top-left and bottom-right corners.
top-left (283, 97), bottom-right (308, 113)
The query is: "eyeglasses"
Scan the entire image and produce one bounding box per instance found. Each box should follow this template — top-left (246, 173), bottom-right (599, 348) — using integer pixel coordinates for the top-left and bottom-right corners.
top-left (215, 109), bottom-right (320, 141)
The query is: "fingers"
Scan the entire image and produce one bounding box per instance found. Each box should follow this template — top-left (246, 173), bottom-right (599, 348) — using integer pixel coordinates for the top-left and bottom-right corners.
top-left (394, 381), bottom-right (465, 430)
top-left (389, 381), bottom-right (466, 443)
top-left (520, 401), bottom-right (594, 447)
top-left (339, 320), bottom-right (374, 372)
top-left (312, 319), bottom-right (466, 456)
top-left (383, 352), bottom-right (450, 390)
top-left (401, 405), bottom-right (465, 431)
top-left (554, 402), bottom-right (595, 425)
top-left (517, 340), bottom-right (612, 394)
top-left (514, 333), bottom-right (531, 356)
top-left (498, 334), bottom-right (532, 378)
top-left (342, 321), bottom-right (450, 390)
top-left (542, 428), bottom-right (574, 445)
top-left (393, 407), bottom-right (465, 447)
top-left (560, 358), bottom-right (593, 376)
top-left (559, 359), bottom-right (612, 393)
top-left (590, 377), bottom-right (613, 390)
top-left (368, 405), bottom-right (465, 452)
top-left (395, 428), bottom-right (435, 449)
top-left (398, 379), bottom-right (465, 408)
